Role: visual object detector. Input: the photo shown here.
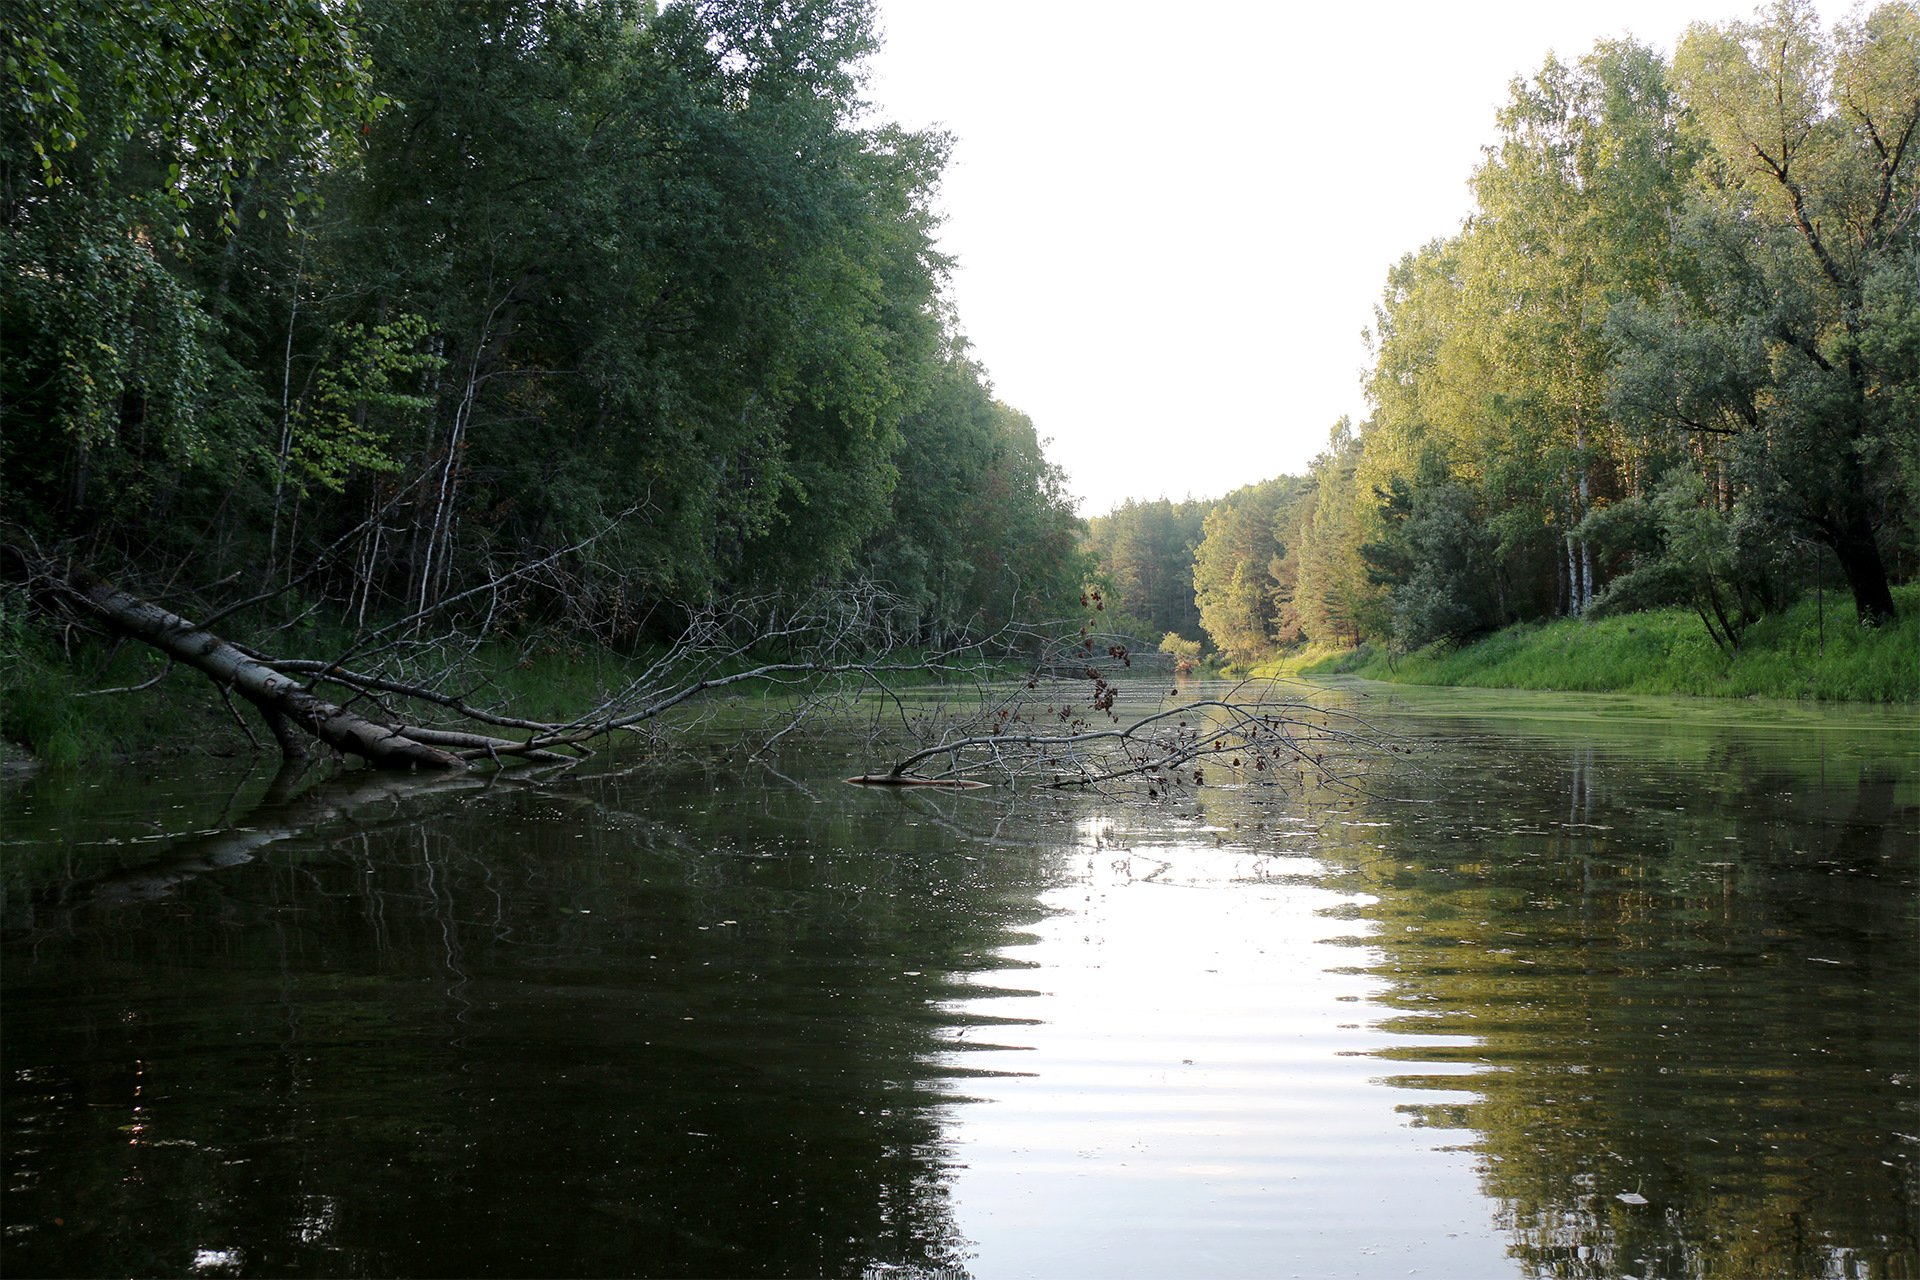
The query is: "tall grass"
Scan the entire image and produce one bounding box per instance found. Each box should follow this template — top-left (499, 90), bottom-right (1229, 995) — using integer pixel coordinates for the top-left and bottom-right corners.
top-left (1268, 585), bottom-right (1920, 703)
top-left (0, 590), bottom-right (244, 767)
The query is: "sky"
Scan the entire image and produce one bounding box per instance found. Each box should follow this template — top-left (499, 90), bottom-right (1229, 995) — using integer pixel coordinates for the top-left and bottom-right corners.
top-left (860, 0), bottom-right (1826, 516)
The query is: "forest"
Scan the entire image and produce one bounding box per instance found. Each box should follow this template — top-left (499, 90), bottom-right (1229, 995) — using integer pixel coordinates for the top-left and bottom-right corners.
top-left (1088, 1), bottom-right (1917, 674)
top-left (5, 0), bottom-right (1916, 766)
top-left (2, 0), bottom-right (1092, 760)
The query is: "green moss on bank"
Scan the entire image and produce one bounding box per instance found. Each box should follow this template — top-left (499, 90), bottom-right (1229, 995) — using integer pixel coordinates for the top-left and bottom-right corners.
top-left (1254, 586), bottom-right (1920, 703)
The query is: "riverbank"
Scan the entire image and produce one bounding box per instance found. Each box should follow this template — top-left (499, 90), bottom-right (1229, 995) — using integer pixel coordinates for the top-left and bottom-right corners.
top-left (1251, 586), bottom-right (1920, 703)
top-left (0, 616), bottom-right (1026, 770)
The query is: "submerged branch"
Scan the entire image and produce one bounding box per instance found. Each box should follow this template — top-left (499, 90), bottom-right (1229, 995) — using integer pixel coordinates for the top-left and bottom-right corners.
top-left (870, 653), bottom-right (1399, 798)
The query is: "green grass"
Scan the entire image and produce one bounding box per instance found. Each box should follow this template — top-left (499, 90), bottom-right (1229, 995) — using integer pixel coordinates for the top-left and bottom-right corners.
top-left (1256, 585), bottom-right (1920, 703)
top-left (1245, 644), bottom-right (1357, 681)
top-left (0, 604), bottom-right (243, 768)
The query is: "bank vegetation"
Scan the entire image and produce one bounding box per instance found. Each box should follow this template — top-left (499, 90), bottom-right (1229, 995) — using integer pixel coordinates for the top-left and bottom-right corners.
top-left (3, 0), bottom-right (1090, 766)
top-left (1085, 2), bottom-right (1917, 701)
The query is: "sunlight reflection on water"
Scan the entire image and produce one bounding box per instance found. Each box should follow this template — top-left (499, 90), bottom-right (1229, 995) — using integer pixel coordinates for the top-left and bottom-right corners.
top-left (2, 681), bottom-right (1914, 1279)
top-left (931, 818), bottom-right (1508, 1279)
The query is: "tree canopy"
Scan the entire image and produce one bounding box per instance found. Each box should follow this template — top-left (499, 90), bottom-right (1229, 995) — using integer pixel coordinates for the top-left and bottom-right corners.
top-left (1083, 1), bottom-right (1915, 666)
top-left (2, 0), bottom-right (1088, 682)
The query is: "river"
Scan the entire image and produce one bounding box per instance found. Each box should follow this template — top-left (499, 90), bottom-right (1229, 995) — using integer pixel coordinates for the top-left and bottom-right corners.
top-left (3, 680), bottom-right (1915, 1279)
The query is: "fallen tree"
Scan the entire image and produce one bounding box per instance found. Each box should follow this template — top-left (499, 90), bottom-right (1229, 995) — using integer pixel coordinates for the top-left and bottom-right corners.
top-left (63, 569), bottom-right (469, 769)
top-left (867, 661), bottom-right (1401, 795)
top-left (12, 551), bottom-right (1390, 792)
top-left (14, 554), bottom-right (1017, 771)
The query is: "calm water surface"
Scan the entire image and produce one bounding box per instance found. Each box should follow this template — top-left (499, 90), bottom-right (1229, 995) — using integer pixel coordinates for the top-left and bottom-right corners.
top-left (3, 681), bottom-right (1915, 1278)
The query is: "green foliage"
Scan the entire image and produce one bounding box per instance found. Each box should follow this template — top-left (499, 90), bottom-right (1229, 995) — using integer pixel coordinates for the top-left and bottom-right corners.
top-left (1302, 584), bottom-right (1920, 703)
top-left (3, 0), bottom-right (374, 209)
top-left (1191, 476), bottom-right (1308, 665)
top-left (1359, 471), bottom-right (1503, 651)
top-left (2, 0), bottom-right (1087, 695)
top-left (862, 348), bottom-right (1086, 636)
top-left (2, 0), bottom-right (378, 521)
top-left (276, 314), bottom-right (439, 495)
top-left (0, 197), bottom-right (215, 505)
top-left (1083, 497), bottom-right (1212, 642)
top-left (1265, 6), bottom-right (1918, 661)
top-left (1655, 0), bottom-right (1920, 622)
top-left (296, 0), bottom-right (975, 612)
top-left (1156, 632), bottom-right (1202, 675)
top-left (1580, 470), bottom-right (1799, 652)
top-left (1350, 40), bottom-right (1698, 634)
top-left (862, 349), bottom-right (996, 627)
top-left (1283, 421), bottom-right (1378, 647)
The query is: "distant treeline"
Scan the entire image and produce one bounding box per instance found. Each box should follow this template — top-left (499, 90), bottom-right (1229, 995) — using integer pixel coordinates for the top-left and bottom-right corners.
top-left (2, 0), bottom-right (1085, 649)
top-left (1088, 2), bottom-right (1917, 666)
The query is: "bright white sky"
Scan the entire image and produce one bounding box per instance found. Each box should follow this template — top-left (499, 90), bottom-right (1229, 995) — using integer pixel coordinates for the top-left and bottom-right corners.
top-left (862, 0), bottom-right (1829, 516)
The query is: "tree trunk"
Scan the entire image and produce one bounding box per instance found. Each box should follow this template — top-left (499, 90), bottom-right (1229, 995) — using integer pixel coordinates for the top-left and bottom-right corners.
top-left (70, 574), bottom-right (463, 770)
top-left (1563, 532), bottom-right (1579, 617)
top-left (1828, 515), bottom-right (1897, 626)
top-left (1579, 534), bottom-right (1594, 615)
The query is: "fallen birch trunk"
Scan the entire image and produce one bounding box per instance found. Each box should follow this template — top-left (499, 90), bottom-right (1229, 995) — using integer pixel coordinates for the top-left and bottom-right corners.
top-left (71, 573), bottom-right (465, 771)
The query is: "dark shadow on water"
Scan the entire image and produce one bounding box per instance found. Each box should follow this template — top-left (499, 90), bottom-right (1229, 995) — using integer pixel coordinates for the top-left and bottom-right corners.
top-left (2, 747), bottom-right (1068, 1278)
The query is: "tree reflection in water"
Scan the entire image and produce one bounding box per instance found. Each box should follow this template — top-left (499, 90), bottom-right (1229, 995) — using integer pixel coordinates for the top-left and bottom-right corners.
top-left (3, 697), bottom-right (1915, 1279)
top-left (2, 752), bottom-right (1070, 1278)
top-left (1321, 726), bottom-right (1918, 1280)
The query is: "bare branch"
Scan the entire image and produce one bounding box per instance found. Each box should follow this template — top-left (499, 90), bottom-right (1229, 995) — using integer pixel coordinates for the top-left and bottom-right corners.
top-left (77, 660), bottom-right (176, 697)
top-left (14, 546), bottom-right (1402, 795)
top-left (863, 655), bottom-right (1399, 799)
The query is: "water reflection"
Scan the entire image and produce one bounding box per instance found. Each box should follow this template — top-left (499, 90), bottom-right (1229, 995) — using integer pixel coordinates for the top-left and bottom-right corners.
top-left (1317, 706), bottom-right (1920, 1280)
top-left (4, 751), bottom-right (1068, 1278)
top-left (3, 688), bottom-right (1916, 1279)
top-left (926, 809), bottom-right (1511, 1279)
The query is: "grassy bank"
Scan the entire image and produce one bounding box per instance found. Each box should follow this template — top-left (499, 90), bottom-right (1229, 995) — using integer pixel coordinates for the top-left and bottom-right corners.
top-left (1241, 644), bottom-right (1357, 682)
top-left (1, 591), bottom-right (237, 768)
top-left (1252, 585), bottom-right (1920, 703)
